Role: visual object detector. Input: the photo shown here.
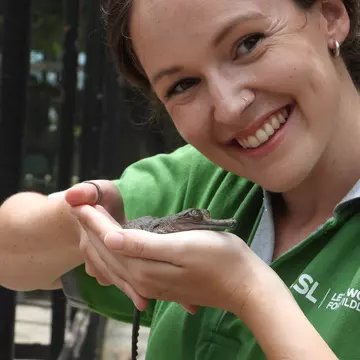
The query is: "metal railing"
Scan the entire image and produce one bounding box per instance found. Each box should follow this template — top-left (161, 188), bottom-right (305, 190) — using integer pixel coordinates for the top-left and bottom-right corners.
top-left (0, 0), bottom-right (181, 358)
top-left (0, 1), bottom-right (107, 359)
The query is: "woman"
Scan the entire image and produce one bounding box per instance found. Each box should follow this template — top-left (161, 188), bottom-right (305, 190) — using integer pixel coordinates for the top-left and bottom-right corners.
top-left (1, 0), bottom-right (360, 358)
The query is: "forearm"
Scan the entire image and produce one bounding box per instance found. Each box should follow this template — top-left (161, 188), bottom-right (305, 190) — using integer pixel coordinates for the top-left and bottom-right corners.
top-left (0, 192), bottom-right (83, 291)
top-left (238, 279), bottom-right (338, 360)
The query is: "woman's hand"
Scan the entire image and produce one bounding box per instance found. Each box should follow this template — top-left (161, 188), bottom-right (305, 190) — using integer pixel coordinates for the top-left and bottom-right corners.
top-left (104, 227), bottom-right (265, 315)
top-left (69, 204), bottom-right (283, 317)
top-left (64, 181), bottom-right (124, 285)
top-left (62, 181), bottom-right (148, 310)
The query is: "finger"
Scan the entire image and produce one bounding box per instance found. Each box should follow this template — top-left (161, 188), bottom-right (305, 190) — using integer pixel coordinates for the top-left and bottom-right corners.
top-left (181, 304), bottom-right (199, 315)
top-left (85, 262), bottom-right (112, 286)
top-left (65, 180), bottom-right (126, 222)
top-left (81, 221), bottom-right (131, 285)
top-left (79, 220), bottom-right (133, 290)
top-left (71, 205), bottom-right (123, 238)
top-left (65, 181), bottom-right (102, 206)
top-left (80, 222), bottom-right (133, 287)
top-left (104, 229), bottom-right (190, 263)
top-left (85, 262), bottom-right (95, 276)
top-left (95, 204), bottom-right (122, 227)
top-left (82, 239), bottom-right (117, 285)
top-left (108, 272), bottom-right (149, 311)
top-left (80, 225), bottom-right (150, 310)
top-left (83, 239), bottom-right (148, 310)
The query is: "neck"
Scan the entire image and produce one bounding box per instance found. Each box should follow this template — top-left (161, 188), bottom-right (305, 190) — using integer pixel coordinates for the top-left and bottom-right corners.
top-left (277, 83), bottom-right (360, 227)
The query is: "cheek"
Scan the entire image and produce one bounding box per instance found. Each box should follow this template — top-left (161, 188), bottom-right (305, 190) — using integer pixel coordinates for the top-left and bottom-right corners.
top-left (252, 39), bottom-right (332, 97)
top-left (285, 53), bottom-right (339, 126)
top-left (168, 101), bottom-right (212, 145)
top-left (253, 56), bottom-right (312, 95)
top-left (253, 47), bottom-right (338, 123)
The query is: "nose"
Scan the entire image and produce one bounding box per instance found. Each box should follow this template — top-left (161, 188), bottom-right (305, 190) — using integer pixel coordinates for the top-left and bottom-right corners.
top-left (210, 79), bottom-right (255, 125)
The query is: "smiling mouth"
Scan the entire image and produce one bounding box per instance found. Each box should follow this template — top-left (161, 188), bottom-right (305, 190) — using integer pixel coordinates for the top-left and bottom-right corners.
top-left (233, 104), bottom-right (294, 149)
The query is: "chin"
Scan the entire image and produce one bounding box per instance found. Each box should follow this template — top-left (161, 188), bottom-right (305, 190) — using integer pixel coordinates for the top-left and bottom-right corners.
top-left (245, 145), bottom-right (322, 194)
top-left (260, 181), bottom-right (300, 194)
top-left (253, 168), bottom-right (312, 194)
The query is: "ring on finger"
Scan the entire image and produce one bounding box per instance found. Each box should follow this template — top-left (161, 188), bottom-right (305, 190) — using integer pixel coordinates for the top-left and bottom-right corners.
top-left (83, 181), bottom-right (103, 205)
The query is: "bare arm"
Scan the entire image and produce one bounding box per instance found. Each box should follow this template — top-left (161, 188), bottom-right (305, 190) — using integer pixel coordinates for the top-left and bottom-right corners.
top-left (239, 279), bottom-right (338, 360)
top-left (0, 180), bottom-right (125, 291)
top-left (0, 192), bottom-right (82, 290)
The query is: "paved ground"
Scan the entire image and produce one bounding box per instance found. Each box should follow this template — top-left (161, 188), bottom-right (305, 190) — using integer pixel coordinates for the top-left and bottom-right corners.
top-left (15, 303), bottom-right (51, 346)
top-left (15, 302), bottom-right (150, 360)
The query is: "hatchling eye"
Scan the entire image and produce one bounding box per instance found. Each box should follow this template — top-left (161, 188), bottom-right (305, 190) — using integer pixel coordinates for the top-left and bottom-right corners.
top-left (189, 209), bottom-right (201, 217)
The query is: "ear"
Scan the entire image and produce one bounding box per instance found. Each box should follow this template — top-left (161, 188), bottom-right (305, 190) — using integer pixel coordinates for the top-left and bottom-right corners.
top-left (320, 0), bottom-right (350, 46)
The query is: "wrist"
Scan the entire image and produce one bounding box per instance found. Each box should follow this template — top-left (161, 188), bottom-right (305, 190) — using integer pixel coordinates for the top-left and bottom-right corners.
top-left (233, 268), bottom-right (291, 323)
top-left (227, 250), bottom-right (286, 320)
top-left (233, 275), bottom-right (337, 360)
top-left (238, 276), bottom-right (295, 328)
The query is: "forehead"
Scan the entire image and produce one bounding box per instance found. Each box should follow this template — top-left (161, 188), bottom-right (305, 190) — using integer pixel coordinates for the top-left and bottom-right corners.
top-left (131, 0), bottom-right (274, 28)
top-left (130, 0), bottom-right (278, 75)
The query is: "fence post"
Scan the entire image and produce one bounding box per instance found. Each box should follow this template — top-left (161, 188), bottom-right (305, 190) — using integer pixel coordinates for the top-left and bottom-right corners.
top-left (57, 0), bottom-right (79, 190)
top-left (48, 0), bottom-right (80, 359)
top-left (0, 0), bottom-right (32, 359)
top-left (80, 0), bottom-right (105, 181)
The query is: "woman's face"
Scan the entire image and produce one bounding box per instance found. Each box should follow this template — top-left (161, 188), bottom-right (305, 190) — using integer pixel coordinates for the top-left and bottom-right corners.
top-left (130, 0), bottom-right (349, 192)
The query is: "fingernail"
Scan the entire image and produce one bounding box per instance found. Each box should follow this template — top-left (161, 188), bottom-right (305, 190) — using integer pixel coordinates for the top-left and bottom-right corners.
top-left (182, 304), bottom-right (198, 315)
top-left (187, 308), bottom-right (197, 315)
top-left (104, 232), bottom-right (124, 250)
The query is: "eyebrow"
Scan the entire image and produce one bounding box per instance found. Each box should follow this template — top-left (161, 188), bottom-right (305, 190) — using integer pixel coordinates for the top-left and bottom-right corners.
top-left (151, 12), bottom-right (264, 85)
top-left (152, 66), bottom-right (184, 86)
top-left (212, 12), bottom-right (265, 47)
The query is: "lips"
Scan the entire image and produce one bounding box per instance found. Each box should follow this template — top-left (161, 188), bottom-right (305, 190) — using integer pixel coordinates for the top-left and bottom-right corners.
top-left (234, 104), bottom-right (292, 149)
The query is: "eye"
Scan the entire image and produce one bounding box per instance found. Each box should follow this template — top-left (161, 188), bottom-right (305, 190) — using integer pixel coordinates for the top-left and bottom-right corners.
top-left (235, 33), bottom-right (264, 58)
top-left (165, 77), bottom-right (200, 99)
top-left (188, 209), bottom-right (202, 219)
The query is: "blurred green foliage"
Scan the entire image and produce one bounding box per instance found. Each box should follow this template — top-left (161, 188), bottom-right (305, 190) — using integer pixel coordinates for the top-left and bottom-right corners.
top-left (31, 10), bottom-right (63, 59)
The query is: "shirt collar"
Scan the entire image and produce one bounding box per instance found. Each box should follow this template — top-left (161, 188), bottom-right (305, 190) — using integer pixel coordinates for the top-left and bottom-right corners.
top-left (334, 179), bottom-right (360, 215)
top-left (263, 179), bottom-right (360, 217)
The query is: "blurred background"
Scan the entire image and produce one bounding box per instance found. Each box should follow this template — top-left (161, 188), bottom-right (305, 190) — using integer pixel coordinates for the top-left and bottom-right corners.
top-left (0, 0), bottom-right (185, 359)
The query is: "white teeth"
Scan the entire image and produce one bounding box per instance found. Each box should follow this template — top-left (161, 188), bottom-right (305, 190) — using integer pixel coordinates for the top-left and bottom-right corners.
top-left (236, 106), bottom-right (291, 149)
top-left (255, 129), bottom-right (269, 144)
top-left (248, 136), bottom-right (260, 148)
top-left (271, 116), bottom-right (280, 129)
top-left (238, 139), bottom-right (246, 148)
top-left (264, 123), bottom-right (275, 136)
top-left (278, 114), bottom-right (286, 124)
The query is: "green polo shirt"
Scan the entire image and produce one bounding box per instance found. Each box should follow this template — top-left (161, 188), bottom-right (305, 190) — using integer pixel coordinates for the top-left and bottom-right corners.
top-left (61, 144), bottom-right (360, 359)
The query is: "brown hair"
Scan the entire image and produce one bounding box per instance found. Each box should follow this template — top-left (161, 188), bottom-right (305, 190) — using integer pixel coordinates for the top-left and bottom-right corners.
top-left (101, 0), bottom-right (360, 91)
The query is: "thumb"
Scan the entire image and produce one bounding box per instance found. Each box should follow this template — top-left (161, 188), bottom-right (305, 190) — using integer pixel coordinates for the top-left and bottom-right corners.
top-left (65, 180), bottom-right (108, 206)
top-left (104, 229), bottom-right (183, 263)
top-left (65, 180), bottom-right (126, 223)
